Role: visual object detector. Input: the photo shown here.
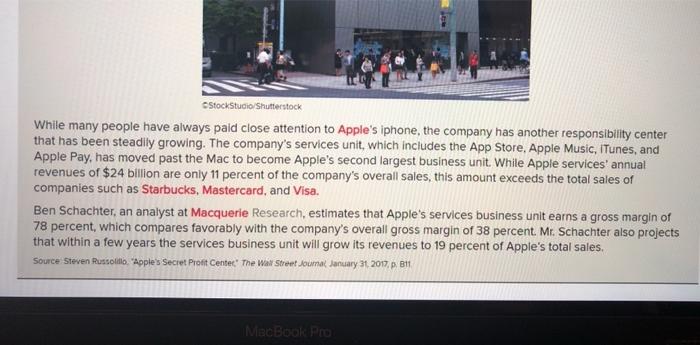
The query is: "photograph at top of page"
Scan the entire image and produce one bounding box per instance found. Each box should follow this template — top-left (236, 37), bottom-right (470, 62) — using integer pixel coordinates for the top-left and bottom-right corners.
top-left (202, 0), bottom-right (531, 101)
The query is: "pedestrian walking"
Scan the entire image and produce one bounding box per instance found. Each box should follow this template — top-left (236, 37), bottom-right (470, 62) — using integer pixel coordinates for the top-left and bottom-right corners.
top-left (361, 57), bottom-right (373, 89)
top-left (380, 52), bottom-right (391, 87)
top-left (334, 49), bottom-right (342, 76)
top-left (257, 48), bottom-right (272, 85)
top-left (343, 50), bottom-right (356, 85)
top-left (436, 48), bottom-right (445, 73)
top-left (275, 51), bottom-right (287, 81)
top-left (458, 51), bottom-right (466, 75)
top-left (416, 54), bottom-right (424, 81)
top-left (469, 50), bottom-right (479, 79)
top-left (489, 49), bottom-right (497, 69)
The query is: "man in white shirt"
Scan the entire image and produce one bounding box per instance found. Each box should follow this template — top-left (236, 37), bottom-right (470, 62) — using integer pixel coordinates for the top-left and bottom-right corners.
top-left (257, 49), bottom-right (271, 85)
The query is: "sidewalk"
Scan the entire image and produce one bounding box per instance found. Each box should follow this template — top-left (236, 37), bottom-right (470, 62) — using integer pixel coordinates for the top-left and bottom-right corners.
top-left (218, 68), bottom-right (528, 90)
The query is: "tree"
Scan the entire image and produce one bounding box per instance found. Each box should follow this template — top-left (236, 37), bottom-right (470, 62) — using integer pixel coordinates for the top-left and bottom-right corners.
top-left (203, 0), bottom-right (261, 39)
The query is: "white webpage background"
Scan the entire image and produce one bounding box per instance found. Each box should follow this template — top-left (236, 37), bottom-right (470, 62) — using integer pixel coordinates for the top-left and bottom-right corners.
top-left (1, 0), bottom-right (699, 300)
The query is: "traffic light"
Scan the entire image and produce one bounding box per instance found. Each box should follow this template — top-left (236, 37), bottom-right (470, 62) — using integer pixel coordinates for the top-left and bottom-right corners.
top-left (440, 13), bottom-right (447, 28)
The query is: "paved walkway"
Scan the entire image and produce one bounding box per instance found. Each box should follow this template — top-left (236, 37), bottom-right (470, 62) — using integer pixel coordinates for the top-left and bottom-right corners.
top-left (202, 75), bottom-right (529, 101)
top-left (215, 67), bottom-right (529, 91)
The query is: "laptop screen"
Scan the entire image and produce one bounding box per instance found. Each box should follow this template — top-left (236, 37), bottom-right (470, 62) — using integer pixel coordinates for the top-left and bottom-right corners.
top-left (1, 0), bottom-right (698, 302)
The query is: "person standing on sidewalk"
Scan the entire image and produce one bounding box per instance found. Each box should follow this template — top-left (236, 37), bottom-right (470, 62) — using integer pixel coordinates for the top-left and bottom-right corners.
top-left (356, 50), bottom-right (365, 84)
top-left (394, 51), bottom-right (405, 81)
top-left (416, 54), bottom-right (425, 81)
top-left (257, 48), bottom-right (271, 85)
top-left (458, 51), bottom-right (466, 75)
top-left (361, 57), bottom-right (373, 89)
top-left (520, 48), bottom-right (530, 66)
top-left (500, 50), bottom-right (511, 70)
top-left (380, 52), bottom-right (391, 87)
top-left (245, 50), bottom-right (253, 74)
top-left (430, 52), bottom-right (439, 79)
top-left (334, 49), bottom-right (343, 76)
top-left (489, 49), bottom-right (497, 69)
top-left (436, 48), bottom-right (445, 74)
top-left (469, 50), bottom-right (479, 79)
top-left (343, 50), bottom-right (356, 85)
top-left (406, 49), bottom-right (416, 76)
top-left (401, 50), bottom-right (410, 80)
top-left (367, 48), bottom-right (377, 81)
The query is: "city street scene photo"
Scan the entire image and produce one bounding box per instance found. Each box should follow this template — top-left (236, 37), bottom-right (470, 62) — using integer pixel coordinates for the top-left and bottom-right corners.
top-left (202, 0), bottom-right (531, 101)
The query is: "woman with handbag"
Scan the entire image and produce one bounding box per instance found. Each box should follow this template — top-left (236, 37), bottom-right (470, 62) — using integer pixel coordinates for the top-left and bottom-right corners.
top-left (380, 52), bottom-right (391, 87)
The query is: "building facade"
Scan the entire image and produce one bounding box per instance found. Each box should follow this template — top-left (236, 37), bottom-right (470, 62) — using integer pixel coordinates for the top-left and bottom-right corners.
top-left (478, 0), bottom-right (531, 62)
top-left (283, 0), bottom-right (480, 74)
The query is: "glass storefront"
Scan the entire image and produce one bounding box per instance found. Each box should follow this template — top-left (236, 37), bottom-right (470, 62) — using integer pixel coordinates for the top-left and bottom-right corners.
top-left (353, 28), bottom-right (468, 63)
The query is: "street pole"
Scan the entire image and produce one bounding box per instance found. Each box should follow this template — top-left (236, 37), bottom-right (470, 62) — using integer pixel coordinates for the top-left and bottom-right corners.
top-left (262, 6), bottom-right (268, 51)
top-left (279, 0), bottom-right (285, 51)
top-left (449, 1), bottom-right (457, 82)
